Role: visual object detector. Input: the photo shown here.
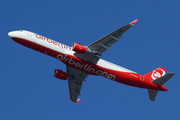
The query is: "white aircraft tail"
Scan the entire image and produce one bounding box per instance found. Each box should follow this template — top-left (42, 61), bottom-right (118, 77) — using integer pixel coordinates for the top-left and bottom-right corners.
top-left (148, 73), bottom-right (174, 101)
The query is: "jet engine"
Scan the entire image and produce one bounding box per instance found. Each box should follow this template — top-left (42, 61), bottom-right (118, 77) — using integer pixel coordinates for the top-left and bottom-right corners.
top-left (54, 69), bottom-right (68, 80)
top-left (72, 43), bottom-right (89, 54)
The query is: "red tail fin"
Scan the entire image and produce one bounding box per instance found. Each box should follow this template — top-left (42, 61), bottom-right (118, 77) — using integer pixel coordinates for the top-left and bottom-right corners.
top-left (143, 67), bottom-right (167, 81)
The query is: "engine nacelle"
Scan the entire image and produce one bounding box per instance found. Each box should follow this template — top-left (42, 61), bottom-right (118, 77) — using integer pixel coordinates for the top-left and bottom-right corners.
top-left (72, 43), bottom-right (89, 54)
top-left (54, 69), bottom-right (68, 80)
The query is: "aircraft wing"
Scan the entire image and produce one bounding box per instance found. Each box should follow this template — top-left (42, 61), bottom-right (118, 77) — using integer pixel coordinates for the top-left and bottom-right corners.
top-left (74, 19), bottom-right (138, 64)
top-left (87, 19), bottom-right (138, 56)
top-left (66, 66), bottom-right (89, 103)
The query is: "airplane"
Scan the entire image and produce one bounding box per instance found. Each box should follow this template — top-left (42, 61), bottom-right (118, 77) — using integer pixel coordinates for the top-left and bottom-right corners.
top-left (8, 19), bottom-right (174, 103)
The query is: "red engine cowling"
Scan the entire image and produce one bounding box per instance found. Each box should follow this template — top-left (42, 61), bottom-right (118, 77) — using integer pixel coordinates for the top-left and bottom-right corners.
top-left (54, 69), bottom-right (68, 80)
top-left (72, 43), bottom-right (88, 54)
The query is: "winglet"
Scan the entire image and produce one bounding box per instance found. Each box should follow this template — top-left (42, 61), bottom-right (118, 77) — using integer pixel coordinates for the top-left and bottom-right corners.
top-left (76, 98), bottom-right (82, 103)
top-left (130, 19), bottom-right (138, 25)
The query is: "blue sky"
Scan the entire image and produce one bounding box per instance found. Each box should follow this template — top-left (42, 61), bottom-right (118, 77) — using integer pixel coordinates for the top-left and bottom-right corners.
top-left (1, 0), bottom-right (180, 119)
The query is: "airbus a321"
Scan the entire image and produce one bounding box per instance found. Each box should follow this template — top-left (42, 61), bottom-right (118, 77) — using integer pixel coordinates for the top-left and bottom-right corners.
top-left (8, 19), bottom-right (174, 103)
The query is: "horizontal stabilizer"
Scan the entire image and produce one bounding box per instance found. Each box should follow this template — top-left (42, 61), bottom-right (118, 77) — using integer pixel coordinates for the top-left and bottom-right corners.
top-left (148, 89), bottom-right (158, 101)
top-left (143, 67), bottom-right (167, 81)
top-left (152, 73), bottom-right (174, 85)
top-left (148, 73), bottom-right (174, 101)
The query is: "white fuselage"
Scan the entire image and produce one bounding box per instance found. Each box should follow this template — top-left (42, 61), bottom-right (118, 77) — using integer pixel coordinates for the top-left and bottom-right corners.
top-left (9, 30), bottom-right (135, 73)
top-left (8, 30), bottom-right (169, 91)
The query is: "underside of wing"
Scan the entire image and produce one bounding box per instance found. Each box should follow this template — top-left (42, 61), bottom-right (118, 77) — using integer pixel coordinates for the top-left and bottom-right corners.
top-left (74, 19), bottom-right (138, 64)
top-left (66, 66), bottom-right (89, 103)
top-left (88, 19), bottom-right (138, 55)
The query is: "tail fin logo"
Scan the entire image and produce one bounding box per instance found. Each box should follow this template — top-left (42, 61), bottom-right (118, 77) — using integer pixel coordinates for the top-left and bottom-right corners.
top-left (151, 68), bottom-right (166, 80)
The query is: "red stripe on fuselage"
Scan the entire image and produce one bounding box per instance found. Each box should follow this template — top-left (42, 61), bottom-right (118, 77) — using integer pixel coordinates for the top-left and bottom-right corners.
top-left (11, 37), bottom-right (167, 91)
top-left (12, 37), bottom-right (61, 58)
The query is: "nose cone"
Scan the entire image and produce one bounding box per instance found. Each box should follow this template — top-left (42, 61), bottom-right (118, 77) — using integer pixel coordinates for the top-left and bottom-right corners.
top-left (8, 31), bottom-right (22, 43)
top-left (8, 31), bottom-right (16, 38)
